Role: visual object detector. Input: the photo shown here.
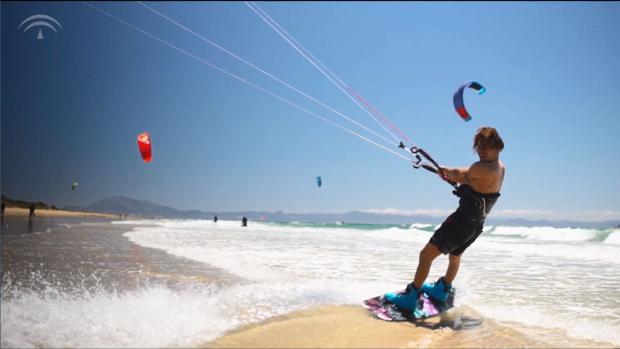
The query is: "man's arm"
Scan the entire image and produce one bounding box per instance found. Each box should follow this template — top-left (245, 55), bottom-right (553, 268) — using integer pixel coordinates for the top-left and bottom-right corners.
top-left (439, 163), bottom-right (485, 186)
top-left (439, 167), bottom-right (470, 185)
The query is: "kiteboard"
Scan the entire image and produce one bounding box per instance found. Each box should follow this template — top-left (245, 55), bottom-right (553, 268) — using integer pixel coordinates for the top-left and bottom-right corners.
top-left (363, 288), bottom-right (455, 321)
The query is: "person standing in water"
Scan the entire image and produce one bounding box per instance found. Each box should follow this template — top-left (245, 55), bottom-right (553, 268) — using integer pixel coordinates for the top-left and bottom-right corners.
top-left (241, 216), bottom-right (247, 227)
top-left (28, 202), bottom-right (36, 221)
top-left (385, 126), bottom-right (506, 310)
top-left (1, 197), bottom-right (6, 223)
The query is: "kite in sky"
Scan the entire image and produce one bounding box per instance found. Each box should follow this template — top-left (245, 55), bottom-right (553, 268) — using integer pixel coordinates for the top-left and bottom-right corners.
top-left (453, 81), bottom-right (486, 122)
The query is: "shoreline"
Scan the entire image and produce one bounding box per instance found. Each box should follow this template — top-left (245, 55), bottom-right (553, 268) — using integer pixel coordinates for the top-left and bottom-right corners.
top-left (4, 207), bottom-right (120, 218)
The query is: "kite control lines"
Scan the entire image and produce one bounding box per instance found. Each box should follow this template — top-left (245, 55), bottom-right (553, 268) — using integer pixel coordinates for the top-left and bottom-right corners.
top-left (398, 142), bottom-right (457, 189)
top-left (87, 1), bottom-right (478, 189)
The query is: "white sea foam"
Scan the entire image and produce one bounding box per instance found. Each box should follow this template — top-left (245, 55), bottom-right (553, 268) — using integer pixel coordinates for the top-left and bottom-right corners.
top-left (604, 229), bottom-right (620, 245)
top-left (489, 226), bottom-right (600, 242)
top-left (4, 219), bottom-right (619, 347)
top-left (474, 303), bottom-right (620, 346)
top-left (121, 219), bottom-right (620, 346)
top-left (408, 223), bottom-right (436, 230)
top-left (1, 272), bottom-right (390, 348)
top-left (1, 277), bottom-right (233, 348)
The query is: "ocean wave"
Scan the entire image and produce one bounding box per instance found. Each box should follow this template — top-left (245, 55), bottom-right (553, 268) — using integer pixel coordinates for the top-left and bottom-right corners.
top-left (1, 271), bottom-right (389, 348)
top-left (473, 302), bottom-right (620, 346)
top-left (488, 226), bottom-right (602, 242)
top-left (1, 272), bottom-right (233, 348)
top-left (604, 229), bottom-right (620, 245)
top-left (408, 223), bottom-right (437, 232)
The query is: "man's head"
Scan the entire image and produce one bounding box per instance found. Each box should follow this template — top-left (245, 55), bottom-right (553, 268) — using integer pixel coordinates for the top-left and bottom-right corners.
top-left (473, 126), bottom-right (504, 162)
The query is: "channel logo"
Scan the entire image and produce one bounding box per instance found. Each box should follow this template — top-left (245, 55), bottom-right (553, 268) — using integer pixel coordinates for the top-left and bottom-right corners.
top-left (18, 14), bottom-right (62, 40)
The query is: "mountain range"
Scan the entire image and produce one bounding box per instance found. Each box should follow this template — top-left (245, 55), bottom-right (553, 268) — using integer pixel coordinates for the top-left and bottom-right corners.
top-left (63, 196), bottom-right (620, 229)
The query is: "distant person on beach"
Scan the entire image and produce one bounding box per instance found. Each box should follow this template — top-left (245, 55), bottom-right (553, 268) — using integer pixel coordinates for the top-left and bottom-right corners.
top-left (29, 203), bottom-right (36, 220)
top-left (241, 216), bottom-right (247, 227)
top-left (1, 198), bottom-right (6, 222)
top-left (213, 215), bottom-right (218, 223)
top-left (385, 127), bottom-right (505, 311)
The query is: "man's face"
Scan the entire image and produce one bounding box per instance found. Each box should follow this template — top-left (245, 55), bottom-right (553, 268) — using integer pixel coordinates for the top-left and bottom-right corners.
top-left (475, 145), bottom-right (498, 161)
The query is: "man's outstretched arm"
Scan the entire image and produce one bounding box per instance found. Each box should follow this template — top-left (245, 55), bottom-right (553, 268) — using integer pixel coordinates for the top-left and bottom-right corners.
top-left (439, 167), bottom-right (470, 185)
top-left (440, 163), bottom-right (489, 186)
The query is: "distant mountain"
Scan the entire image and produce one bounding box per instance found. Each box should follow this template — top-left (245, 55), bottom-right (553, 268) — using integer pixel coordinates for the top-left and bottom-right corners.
top-left (68, 196), bottom-right (619, 229)
top-left (2, 196), bottom-right (57, 210)
top-left (83, 196), bottom-right (212, 219)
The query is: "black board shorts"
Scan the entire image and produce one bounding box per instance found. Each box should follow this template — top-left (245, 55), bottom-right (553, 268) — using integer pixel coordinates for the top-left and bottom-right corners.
top-left (429, 211), bottom-right (484, 256)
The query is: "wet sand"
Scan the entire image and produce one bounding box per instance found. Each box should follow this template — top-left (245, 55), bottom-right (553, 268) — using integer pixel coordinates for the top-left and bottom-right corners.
top-left (4, 207), bottom-right (116, 218)
top-left (1, 216), bottom-right (239, 293)
top-left (205, 305), bottom-right (452, 348)
top-left (205, 304), bottom-right (616, 348)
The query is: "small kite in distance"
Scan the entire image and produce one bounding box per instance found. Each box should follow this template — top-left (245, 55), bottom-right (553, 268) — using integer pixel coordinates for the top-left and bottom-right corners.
top-left (137, 132), bottom-right (152, 163)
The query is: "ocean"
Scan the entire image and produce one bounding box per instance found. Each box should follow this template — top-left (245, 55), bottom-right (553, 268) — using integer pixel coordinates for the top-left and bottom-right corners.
top-left (2, 217), bottom-right (619, 348)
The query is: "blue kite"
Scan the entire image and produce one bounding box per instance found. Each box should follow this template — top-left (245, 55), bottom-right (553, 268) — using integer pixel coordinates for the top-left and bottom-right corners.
top-left (453, 81), bottom-right (486, 122)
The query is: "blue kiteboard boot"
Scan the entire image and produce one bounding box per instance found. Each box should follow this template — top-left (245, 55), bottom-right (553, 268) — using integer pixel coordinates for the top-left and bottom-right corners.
top-left (384, 283), bottom-right (421, 311)
top-left (421, 277), bottom-right (452, 303)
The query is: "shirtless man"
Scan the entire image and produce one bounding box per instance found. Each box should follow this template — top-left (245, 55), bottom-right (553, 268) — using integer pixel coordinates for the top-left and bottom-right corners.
top-left (385, 126), bottom-right (506, 310)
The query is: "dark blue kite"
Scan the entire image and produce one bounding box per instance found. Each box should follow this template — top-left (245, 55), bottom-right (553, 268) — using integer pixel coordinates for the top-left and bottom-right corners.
top-left (453, 81), bottom-right (486, 122)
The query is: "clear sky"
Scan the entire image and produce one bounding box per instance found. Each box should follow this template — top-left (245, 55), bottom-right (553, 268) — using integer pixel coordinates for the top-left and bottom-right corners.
top-left (2, 1), bottom-right (619, 221)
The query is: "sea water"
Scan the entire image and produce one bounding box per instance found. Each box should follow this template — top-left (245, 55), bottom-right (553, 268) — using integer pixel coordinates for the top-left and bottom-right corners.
top-left (2, 218), bottom-right (619, 347)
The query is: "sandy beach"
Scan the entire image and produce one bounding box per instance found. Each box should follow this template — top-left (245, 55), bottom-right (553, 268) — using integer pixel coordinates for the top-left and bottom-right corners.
top-left (205, 304), bottom-right (614, 348)
top-left (205, 305), bottom-right (456, 349)
top-left (4, 207), bottom-right (118, 218)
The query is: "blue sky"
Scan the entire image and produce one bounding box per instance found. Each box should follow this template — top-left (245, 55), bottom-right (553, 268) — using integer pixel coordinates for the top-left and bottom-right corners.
top-left (2, 1), bottom-right (619, 221)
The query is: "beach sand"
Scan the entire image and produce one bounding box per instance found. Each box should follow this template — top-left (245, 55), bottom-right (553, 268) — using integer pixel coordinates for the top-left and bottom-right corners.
top-left (205, 304), bottom-right (614, 348)
top-left (4, 207), bottom-right (117, 218)
top-left (205, 305), bottom-right (488, 348)
top-left (204, 305), bottom-right (452, 348)
top-left (1, 216), bottom-right (240, 294)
